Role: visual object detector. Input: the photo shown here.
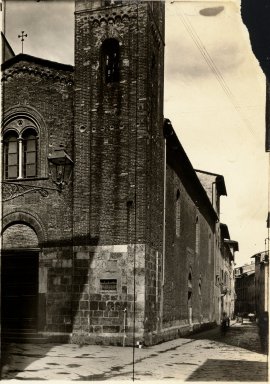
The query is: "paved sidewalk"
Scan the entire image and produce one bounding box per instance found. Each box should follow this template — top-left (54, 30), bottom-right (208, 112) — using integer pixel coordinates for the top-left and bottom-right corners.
top-left (1, 323), bottom-right (268, 381)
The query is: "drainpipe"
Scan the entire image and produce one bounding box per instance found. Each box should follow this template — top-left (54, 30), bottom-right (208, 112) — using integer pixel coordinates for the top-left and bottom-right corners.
top-left (160, 137), bottom-right (166, 330)
top-left (123, 308), bottom-right (127, 347)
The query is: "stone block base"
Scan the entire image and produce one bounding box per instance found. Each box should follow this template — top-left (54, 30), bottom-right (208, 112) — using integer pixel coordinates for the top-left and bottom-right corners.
top-left (41, 322), bottom-right (216, 346)
top-left (144, 321), bottom-right (217, 346)
top-left (70, 331), bottom-right (144, 347)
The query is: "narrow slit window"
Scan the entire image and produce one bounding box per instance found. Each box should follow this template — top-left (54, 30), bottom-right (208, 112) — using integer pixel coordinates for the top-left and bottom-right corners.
top-left (176, 189), bottom-right (181, 237)
top-left (195, 216), bottom-right (200, 254)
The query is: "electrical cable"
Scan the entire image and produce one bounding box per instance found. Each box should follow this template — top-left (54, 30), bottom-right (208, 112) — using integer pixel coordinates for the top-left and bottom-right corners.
top-left (166, 2), bottom-right (258, 138)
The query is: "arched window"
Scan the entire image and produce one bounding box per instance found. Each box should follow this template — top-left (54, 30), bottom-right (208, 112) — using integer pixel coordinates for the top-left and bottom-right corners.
top-left (198, 276), bottom-right (202, 295)
top-left (188, 270), bottom-right (192, 290)
top-left (23, 129), bottom-right (38, 178)
top-left (101, 38), bottom-right (120, 84)
top-left (188, 268), bottom-right (192, 324)
top-left (195, 215), bottom-right (200, 254)
top-left (208, 232), bottom-right (212, 263)
top-left (4, 132), bottom-right (19, 179)
top-left (3, 118), bottom-right (39, 180)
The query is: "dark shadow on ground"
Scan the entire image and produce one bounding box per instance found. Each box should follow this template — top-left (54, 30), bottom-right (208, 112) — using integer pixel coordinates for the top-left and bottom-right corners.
top-left (1, 342), bottom-right (54, 379)
top-left (186, 359), bottom-right (268, 381)
top-left (190, 323), bottom-right (265, 355)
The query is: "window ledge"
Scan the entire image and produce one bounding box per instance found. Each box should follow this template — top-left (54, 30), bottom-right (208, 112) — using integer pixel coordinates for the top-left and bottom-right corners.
top-left (4, 177), bottom-right (49, 182)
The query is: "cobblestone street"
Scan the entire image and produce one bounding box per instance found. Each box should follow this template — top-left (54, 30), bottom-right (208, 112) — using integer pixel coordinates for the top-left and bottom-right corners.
top-left (1, 322), bottom-right (268, 381)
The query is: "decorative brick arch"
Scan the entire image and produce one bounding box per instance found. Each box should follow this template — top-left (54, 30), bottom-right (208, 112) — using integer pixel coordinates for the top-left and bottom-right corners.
top-left (97, 31), bottom-right (123, 48)
top-left (2, 211), bottom-right (47, 247)
top-left (2, 105), bottom-right (49, 177)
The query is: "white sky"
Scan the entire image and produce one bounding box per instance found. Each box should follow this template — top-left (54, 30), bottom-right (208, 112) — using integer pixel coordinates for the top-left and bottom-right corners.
top-left (3, 0), bottom-right (268, 266)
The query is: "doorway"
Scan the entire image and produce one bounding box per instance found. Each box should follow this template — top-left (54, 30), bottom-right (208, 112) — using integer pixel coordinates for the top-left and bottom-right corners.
top-left (1, 250), bottom-right (39, 331)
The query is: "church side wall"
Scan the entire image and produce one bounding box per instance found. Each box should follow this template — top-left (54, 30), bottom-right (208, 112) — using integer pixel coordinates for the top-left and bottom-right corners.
top-left (159, 155), bottom-right (216, 341)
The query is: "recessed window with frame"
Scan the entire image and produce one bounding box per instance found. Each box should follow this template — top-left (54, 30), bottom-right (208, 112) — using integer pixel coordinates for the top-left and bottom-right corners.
top-left (188, 270), bottom-right (192, 290)
top-left (4, 131), bottom-right (19, 179)
top-left (100, 278), bottom-right (117, 291)
top-left (3, 122), bottom-right (39, 180)
top-left (101, 38), bottom-right (120, 84)
top-left (23, 128), bottom-right (38, 178)
top-left (208, 233), bottom-right (212, 263)
top-left (198, 277), bottom-right (202, 295)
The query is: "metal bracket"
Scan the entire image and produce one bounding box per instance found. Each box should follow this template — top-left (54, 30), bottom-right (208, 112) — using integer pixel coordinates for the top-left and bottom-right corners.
top-left (1, 181), bottom-right (59, 202)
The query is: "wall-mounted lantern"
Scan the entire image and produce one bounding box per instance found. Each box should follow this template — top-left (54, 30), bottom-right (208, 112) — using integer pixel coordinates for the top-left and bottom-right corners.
top-left (48, 147), bottom-right (73, 192)
top-left (2, 147), bottom-right (74, 202)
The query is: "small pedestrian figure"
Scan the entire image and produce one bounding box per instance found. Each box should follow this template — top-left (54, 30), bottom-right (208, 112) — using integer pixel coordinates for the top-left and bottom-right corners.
top-left (221, 312), bottom-right (230, 334)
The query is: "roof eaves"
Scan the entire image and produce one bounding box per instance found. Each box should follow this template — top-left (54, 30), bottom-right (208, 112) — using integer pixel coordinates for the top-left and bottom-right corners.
top-left (220, 223), bottom-right (230, 240)
top-left (2, 53), bottom-right (74, 72)
top-left (195, 169), bottom-right (227, 196)
top-left (224, 239), bottom-right (239, 252)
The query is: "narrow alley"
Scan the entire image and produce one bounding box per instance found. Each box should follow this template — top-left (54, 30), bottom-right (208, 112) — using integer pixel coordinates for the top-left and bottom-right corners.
top-left (1, 321), bottom-right (268, 381)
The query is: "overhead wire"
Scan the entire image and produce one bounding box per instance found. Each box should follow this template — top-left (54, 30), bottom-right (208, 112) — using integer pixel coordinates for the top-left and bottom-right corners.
top-left (166, 2), bottom-right (258, 139)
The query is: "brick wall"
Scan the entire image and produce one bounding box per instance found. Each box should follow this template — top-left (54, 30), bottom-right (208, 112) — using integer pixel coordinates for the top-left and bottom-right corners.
top-left (162, 138), bottom-right (216, 329)
top-left (73, 1), bottom-right (164, 248)
top-left (3, 223), bottom-right (39, 248)
top-left (2, 58), bottom-right (75, 333)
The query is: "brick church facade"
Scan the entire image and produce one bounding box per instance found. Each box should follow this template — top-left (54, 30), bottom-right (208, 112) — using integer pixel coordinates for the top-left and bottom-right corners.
top-left (1, 0), bottom-right (237, 345)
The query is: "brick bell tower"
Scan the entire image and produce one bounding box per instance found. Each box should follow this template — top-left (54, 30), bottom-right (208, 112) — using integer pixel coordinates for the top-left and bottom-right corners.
top-left (73, 0), bottom-right (165, 345)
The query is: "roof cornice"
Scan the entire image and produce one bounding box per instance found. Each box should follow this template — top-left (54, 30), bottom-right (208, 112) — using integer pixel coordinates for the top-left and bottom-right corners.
top-left (2, 54), bottom-right (74, 84)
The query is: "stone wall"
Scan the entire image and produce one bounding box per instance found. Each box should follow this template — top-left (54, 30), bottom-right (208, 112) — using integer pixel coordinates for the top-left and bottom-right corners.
top-left (69, 243), bottom-right (146, 346)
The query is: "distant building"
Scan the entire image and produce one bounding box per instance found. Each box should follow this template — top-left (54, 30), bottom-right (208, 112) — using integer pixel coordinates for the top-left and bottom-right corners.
top-left (195, 171), bottom-right (238, 321)
top-left (251, 251), bottom-right (269, 318)
top-left (218, 224), bottom-right (238, 319)
top-left (235, 262), bottom-right (256, 315)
